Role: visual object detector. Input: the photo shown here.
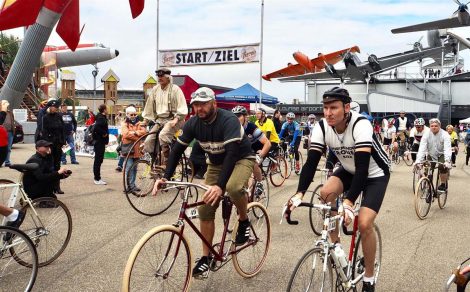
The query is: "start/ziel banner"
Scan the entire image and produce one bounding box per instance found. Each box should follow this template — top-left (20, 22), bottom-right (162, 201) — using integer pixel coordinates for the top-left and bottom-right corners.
top-left (159, 43), bottom-right (260, 67)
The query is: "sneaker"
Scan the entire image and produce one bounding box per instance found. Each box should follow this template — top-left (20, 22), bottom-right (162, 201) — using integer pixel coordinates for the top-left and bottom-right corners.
top-left (235, 219), bottom-right (251, 245)
top-left (55, 189), bottom-right (65, 194)
top-left (61, 161), bottom-right (67, 165)
top-left (94, 180), bottom-right (107, 185)
top-left (4, 211), bottom-right (25, 241)
top-left (362, 281), bottom-right (375, 292)
top-left (71, 161), bottom-right (79, 165)
top-left (192, 256), bottom-right (211, 277)
top-left (115, 166), bottom-right (123, 172)
top-left (452, 164), bottom-right (456, 167)
top-left (437, 183), bottom-right (447, 192)
top-left (254, 181), bottom-right (264, 197)
top-left (129, 186), bottom-right (141, 193)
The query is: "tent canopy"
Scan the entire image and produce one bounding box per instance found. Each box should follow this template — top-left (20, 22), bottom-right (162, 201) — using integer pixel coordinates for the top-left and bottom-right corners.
top-left (459, 117), bottom-right (470, 124)
top-left (216, 83), bottom-right (279, 105)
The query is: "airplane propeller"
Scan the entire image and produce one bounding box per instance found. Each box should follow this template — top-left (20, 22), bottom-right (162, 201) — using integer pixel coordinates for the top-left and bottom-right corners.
top-left (407, 36), bottom-right (424, 52)
top-left (452, 0), bottom-right (470, 16)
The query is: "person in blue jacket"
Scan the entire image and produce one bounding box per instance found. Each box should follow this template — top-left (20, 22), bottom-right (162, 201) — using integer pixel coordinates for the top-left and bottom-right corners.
top-left (279, 112), bottom-right (302, 173)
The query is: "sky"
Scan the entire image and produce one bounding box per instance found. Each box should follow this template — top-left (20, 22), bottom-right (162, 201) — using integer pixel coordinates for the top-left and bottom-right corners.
top-left (3, 0), bottom-right (470, 103)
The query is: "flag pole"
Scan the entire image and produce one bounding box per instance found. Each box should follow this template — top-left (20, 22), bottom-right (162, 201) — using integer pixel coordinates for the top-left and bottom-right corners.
top-left (156, 0), bottom-right (160, 71)
top-left (259, 0), bottom-right (264, 109)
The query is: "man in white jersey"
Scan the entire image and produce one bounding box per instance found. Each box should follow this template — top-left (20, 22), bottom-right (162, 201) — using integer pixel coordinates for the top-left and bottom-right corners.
top-left (285, 87), bottom-right (390, 292)
top-left (409, 117), bottom-right (429, 162)
top-left (383, 118), bottom-right (398, 160)
top-left (395, 110), bottom-right (411, 142)
top-left (415, 118), bottom-right (452, 192)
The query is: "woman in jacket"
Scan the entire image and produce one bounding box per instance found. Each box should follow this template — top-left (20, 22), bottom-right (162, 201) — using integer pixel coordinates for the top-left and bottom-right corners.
top-left (121, 106), bottom-right (146, 192)
top-left (446, 125), bottom-right (459, 167)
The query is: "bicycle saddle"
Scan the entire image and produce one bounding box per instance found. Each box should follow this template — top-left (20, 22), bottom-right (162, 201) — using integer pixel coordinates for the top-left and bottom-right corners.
top-left (9, 163), bottom-right (39, 172)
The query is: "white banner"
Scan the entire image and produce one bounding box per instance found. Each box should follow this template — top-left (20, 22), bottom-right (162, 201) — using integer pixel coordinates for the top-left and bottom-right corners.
top-left (159, 43), bottom-right (260, 67)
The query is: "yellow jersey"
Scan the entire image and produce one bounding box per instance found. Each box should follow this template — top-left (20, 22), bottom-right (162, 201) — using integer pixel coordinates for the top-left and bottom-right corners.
top-left (256, 118), bottom-right (280, 144)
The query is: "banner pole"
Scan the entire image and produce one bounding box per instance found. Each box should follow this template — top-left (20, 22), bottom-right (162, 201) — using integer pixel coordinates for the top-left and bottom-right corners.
top-left (156, 0), bottom-right (160, 71)
top-left (259, 0), bottom-right (264, 107)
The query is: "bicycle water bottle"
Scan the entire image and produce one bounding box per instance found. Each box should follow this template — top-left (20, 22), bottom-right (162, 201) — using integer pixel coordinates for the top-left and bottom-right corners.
top-left (334, 243), bottom-right (348, 271)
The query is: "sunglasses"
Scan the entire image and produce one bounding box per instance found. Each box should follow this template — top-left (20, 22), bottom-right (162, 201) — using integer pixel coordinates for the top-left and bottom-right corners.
top-left (129, 114), bottom-right (137, 117)
top-left (156, 70), bottom-right (171, 77)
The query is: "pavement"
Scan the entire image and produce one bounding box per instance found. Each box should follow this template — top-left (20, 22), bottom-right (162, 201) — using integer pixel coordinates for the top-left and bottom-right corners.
top-left (1, 143), bottom-right (470, 292)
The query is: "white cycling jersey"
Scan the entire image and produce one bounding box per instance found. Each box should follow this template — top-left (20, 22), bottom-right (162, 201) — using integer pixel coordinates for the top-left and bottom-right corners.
top-left (310, 111), bottom-right (390, 178)
top-left (416, 128), bottom-right (452, 163)
top-left (397, 117), bottom-right (407, 131)
top-left (383, 126), bottom-right (396, 140)
top-left (409, 126), bottom-right (429, 144)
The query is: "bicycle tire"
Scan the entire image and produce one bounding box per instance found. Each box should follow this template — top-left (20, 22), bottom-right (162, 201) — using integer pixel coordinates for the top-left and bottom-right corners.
top-left (414, 177), bottom-right (432, 220)
top-left (20, 197), bottom-right (72, 266)
top-left (351, 224), bottom-right (382, 288)
top-left (251, 176), bottom-right (270, 215)
top-left (308, 184), bottom-right (324, 236)
top-left (122, 225), bottom-right (191, 292)
top-left (232, 202), bottom-right (271, 278)
top-left (0, 226), bottom-right (38, 292)
top-left (403, 153), bottom-right (413, 166)
top-left (412, 168), bottom-right (420, 194)
top-left (437, 175), bottom-right (448, 209)
top-left (286, 247), bottom-right (333, 292)
top-left (269, 155), bottom-right (287, 187)
top-left (295, 151), bottom-right (303, 175)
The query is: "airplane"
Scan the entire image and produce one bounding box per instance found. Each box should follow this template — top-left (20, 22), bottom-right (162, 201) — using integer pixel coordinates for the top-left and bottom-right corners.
top-left (262, 46), bottom-right (360, 81)
top-left (44, 43), bottom-right (119, 68)
top-left (278, 33), bottom-right (464, 83)
top-left (391, 0), bottom-right (470, 33)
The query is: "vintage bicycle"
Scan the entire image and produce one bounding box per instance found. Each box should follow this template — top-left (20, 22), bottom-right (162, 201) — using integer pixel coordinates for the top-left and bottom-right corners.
top-left (259, 149), bottom-right (288, 187)
top-left (122, 181), bottom-right (271, 292)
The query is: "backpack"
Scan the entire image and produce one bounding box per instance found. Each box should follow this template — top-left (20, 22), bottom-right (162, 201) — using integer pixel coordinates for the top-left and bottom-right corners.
top-left (84, 123), bottom-right (96, 145)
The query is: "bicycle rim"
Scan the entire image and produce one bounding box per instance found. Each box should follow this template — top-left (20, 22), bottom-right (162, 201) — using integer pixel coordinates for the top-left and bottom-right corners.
top-left (232, 203), bottom-right (271, 278)
top-left (122, 225), bottom-right (191, 292)
top-left (287, 247), bottom-right (333, 292)
top-left (0, 226), bottom-right (38, 292)
top-left (309, 184), bottom-right (324, 236)
top-left (269, 156), bottom-right (287, 187)
top-left (352, 224), bottom-right (382, 287)
top-left (21, 198), bottom-right (72, 266)
top-left (414, 177), bottom-right (432, 219)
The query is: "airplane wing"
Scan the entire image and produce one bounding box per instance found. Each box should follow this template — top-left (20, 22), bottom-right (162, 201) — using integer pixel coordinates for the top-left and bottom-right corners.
top-left (279, 69), bottom-right (348, 82)
top-left (263, 46), bottom-right (359, 81)
top-left (391, 17), bottom-right (462, 33)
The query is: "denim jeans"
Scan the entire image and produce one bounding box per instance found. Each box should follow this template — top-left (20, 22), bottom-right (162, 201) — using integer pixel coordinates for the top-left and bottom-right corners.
top-left (117, 156), bottom-right (124, 168)
top-left (125, 157), bottom-right (137, 189)
top-left (61, 133), bottom-right (77, 163)
top-left (4, 131), bottom-right (13, 165)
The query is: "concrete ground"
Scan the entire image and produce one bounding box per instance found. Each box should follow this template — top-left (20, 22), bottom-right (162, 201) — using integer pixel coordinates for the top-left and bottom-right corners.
top-left (1, 143), bottom-right (469, 292)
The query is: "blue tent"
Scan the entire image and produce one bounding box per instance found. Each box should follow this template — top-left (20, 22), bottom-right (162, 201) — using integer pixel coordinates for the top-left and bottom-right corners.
top-left (216, 83), bottom-right (279, 105)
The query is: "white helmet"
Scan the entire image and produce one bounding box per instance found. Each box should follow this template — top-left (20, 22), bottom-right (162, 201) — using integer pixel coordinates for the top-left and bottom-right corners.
top-left (414, 118), bottom-right (425, 126)
top-left (308, 114), bottom-right (316, 120)
top-left (286, 112), bottom-right (295, 119)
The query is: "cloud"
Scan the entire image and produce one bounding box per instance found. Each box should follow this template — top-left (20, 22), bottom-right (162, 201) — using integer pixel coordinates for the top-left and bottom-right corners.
top-left (3, 0), bottom-right (469, 103)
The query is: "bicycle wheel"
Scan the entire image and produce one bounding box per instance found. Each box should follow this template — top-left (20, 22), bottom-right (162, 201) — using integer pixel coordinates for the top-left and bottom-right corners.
top-left (414, 177), bottom-right (432, 220)
top-left (286, 153), bottom-right (293, 179)
top-left (286, 247), bottom-right (333, 292)
top-left (20, 197), bottom-right (72, 266)
top-left (0, 226), bottom-right (38, 292)
top-left (122, 225), bottom-right (191, 292)
top-left (403, 152), bottom-right (413, 166)
top-left (251, 176), bottom-right (269, 213)
top-left (269, 156), bottom-right (288, 187)
top-left (232, 202), bottom-right (271, 278)
top-left (295, 151), bottom-right (303, 175)
top-left (0, 179), bottom-right (15, 205)
top-left (393, 153), bottom-right (401, 165)
top-left (352, 224), bottom-right (382, 288)
top-left (412, 168), bottom-right (420, 194)
top-left (309, 184), bottom-right (324, 236)
top-left (436, 175), bottom-right (448, 209)
top-left (125, 159), bottom-right (185, 216)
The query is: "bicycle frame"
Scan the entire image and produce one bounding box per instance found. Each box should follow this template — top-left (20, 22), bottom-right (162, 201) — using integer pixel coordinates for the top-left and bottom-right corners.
top-left (0, 180), bottom-right (39, 227)
top-left (163, 181), bottom-right (260, 265)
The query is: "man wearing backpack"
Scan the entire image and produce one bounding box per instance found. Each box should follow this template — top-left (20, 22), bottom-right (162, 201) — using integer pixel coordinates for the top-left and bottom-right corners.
top-left (93, 104), bottom-right (109, 185)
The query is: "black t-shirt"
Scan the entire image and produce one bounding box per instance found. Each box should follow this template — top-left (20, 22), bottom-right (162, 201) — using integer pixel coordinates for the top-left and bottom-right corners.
top-left (244, 122), bottom-right (264, 152)
top-left (177, 108), bottom-right (254, 164)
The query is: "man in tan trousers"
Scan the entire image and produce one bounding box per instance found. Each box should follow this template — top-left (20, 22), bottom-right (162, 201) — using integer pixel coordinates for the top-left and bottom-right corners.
top-left (142, 68), bottom-right (188, 166)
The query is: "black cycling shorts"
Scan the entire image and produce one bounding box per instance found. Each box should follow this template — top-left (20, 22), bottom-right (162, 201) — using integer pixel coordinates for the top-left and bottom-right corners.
top-left (383, 138), bottom-right (392, 146)
top-left (332, 167), bottom-right (390, 213)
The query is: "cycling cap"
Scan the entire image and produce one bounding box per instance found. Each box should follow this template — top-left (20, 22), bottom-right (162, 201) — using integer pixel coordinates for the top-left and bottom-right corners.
top-left (414, 118), bottom-right (425, 126)
top-left (190, 87), bottom-right (215, 104)
top-left (429, 118), bottom-right (441, 125)
top-left (322, 87), bottom-right (351, 104)
top-left (286, 112), bottom-right (295, 119)
top-left (155, 68), bottom-right (171, 76)
top-left (232, 105), bottom-right (248, 115)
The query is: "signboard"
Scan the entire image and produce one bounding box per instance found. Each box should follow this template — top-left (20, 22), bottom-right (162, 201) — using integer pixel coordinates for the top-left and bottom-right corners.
top-left (159, 43), bottom-right (260, 67)
top-left (277, 104), bottom-right (324, 114)
top-left (13, 109), bottom-right (28, 122)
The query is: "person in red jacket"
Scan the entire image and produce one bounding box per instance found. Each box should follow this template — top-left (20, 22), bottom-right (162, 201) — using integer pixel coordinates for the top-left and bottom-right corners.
top-left (0, 102), bottom-right (8, 166)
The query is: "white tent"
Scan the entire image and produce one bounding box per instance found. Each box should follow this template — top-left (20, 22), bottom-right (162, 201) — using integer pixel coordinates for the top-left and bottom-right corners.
top-left (250, 103), bottom-right (276, 115)
top-left (459, 117), bottom-right (470, 124)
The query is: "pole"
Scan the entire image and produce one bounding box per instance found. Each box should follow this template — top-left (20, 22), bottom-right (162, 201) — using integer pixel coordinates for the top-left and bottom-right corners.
top-left (92, 64), bottom-right (98, 112)
top-left (259, 0), bottom-right (264, 108)
top-left (156, 0), bottom-right (160, 71)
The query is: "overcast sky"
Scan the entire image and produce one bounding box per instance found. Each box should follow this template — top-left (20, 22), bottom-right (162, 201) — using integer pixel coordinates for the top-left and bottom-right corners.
top-left (4, 0), bottom-right (470, 103)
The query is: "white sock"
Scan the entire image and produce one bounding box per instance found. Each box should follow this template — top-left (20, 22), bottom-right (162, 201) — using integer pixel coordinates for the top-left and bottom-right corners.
top-left (363, 276), bottom-right (374, 284)
top-left (6, 209), bottom-right (18, 222)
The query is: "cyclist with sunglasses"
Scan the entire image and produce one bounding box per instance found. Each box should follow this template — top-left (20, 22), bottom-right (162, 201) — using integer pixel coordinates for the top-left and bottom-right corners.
top-left (284, 87), bottom-right (390, 292)
top-left (255, 108), bottom-right (280, 154)
top-left (279, 112), bottom-right (302, 173)
top-left (142, 68), bottom-right (188, 166)
top-left (409, 118), bottom-right (429, 162)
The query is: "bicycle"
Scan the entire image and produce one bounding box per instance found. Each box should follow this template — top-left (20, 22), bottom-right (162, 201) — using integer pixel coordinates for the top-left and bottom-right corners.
top-left (309, 167), bottom-right (334, 236)
top-left (414, 161), bottom-right (449, 219)
top-left (396, 139), bottom-right (413, 166)
top-left (0, 226), bottom-right (38, 292)
top-left (284, 195), bottom-right (382, 292)
top-left (260, 149), bottom-right (288, 187)
top-left (0, 163), bottom-right (72, 266)
top-left (247, 174), bottom-right (270, 212)
top-left (444, 257), bottom-right (470, 292)
top-left (122, 123), bottom-right (195, 216)
top-left (122, 181), bottom-right (271, 292)
top-left (280, 140), bottom-right (304, 177)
